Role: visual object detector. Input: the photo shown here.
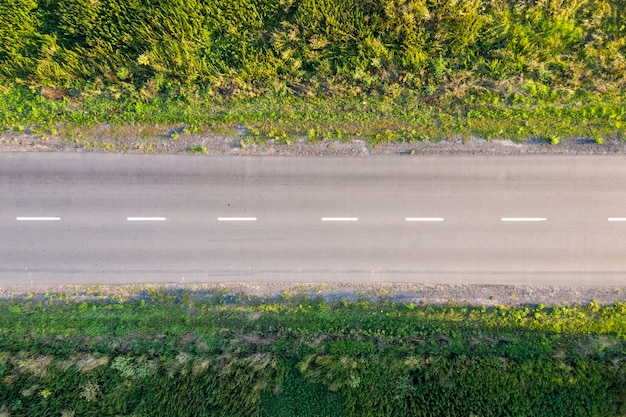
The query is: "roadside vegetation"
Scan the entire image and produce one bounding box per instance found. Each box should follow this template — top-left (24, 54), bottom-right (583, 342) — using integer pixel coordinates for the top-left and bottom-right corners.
top-left (0, 291), bottom-right (625, 416)
top-left (1, 0), bottom-right (625, 147)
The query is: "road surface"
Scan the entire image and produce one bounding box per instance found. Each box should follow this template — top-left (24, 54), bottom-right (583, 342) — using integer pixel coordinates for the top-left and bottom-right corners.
top-left (1, 153), bottom-right (626, 286)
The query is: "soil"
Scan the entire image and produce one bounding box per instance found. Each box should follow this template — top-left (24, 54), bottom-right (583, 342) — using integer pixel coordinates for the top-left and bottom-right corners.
top-left (2, 128), bottom-right (626, 304)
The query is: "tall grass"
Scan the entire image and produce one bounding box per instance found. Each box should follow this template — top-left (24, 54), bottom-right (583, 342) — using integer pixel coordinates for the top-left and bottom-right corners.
top-left (1, 0), bottom-right (624, 145)
top-left (1, 0), bottom-right (624, 97)
top-left (0, 293), bottom-right (625, 416)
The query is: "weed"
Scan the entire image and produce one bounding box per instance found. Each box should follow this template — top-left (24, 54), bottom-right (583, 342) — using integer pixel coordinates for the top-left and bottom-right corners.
top-left (549, 135), bottom-right (561, 145)
top-left (189, 144), bottom-right (207, 154)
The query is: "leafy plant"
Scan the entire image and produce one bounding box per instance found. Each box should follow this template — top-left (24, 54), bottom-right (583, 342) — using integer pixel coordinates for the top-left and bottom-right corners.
top-left (188, 144), bottom-right (207, 154)
top-left (550, 135), bottom-right (561, 145)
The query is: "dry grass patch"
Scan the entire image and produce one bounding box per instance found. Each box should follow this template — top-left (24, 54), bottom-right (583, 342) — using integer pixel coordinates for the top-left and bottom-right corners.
top-left (75, 354), bottom-right (110, 373)
top-left (14, 354), bottom-right (55, 377)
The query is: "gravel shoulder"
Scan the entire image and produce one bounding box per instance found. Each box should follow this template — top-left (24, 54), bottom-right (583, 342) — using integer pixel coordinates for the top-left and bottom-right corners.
top-left (2, 128), bottom-right (626, 156)
top-left (1, 282), bottom-right (625, 307)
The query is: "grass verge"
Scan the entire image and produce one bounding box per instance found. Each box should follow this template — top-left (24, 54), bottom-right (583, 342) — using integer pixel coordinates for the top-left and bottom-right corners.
top-left (1, 86), bottom-right (625, 151)
top-left (0, 291), bottom-right (625, 416)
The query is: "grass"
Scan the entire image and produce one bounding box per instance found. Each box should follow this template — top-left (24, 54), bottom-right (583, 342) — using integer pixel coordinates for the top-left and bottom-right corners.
top-left (0, 290), bottom-right (624, 416)
top-left (1, 86), bottom-right (624, 151)
top-left (1, 0), bottom-right (625, 150)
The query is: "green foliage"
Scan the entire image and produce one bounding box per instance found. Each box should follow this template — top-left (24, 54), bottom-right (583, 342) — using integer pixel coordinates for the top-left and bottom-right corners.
top-left (549, 134), bottom-right (561, 145)
top-left (0, 0), bottom-right (40, 79)
top-left (261, 369), bottom-right (344, 417)
top-left (0, 295), bottom-right (625, 415)
top-left (0, 0), bottom-right (625, 145)
top-left (188, 144), bottom-right (207, 154)
top-left (0, 0), bottom-right (625, 95)
top-left (0, 84), bottom-right (624, 146)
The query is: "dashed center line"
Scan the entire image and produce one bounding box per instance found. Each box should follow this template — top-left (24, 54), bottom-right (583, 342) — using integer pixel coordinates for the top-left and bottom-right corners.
top-left (19, 214), bottom-right (626, 223)
top-left (16, 217), bottom-right (61, 221)
top-left (501, 217), bottom-right (547, 222)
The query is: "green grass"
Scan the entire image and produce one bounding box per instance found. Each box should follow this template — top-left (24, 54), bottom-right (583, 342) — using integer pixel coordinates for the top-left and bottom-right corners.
top-left (1, 86), bottom-right (624, 149)
top-left (0, 291), bottom-right (625, 416)
top-left (1, 0), bottom-right (625, 149)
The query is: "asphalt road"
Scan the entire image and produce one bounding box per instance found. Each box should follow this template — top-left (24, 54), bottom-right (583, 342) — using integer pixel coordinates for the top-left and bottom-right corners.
top-left (1, 153), bottom-right (626, 286)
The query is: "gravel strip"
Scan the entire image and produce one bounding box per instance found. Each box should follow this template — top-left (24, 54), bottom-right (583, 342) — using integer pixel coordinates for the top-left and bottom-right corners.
top-left (1, 282), bottom-right (625, 306)
top-left (2, 130), bottom-right (626, 156)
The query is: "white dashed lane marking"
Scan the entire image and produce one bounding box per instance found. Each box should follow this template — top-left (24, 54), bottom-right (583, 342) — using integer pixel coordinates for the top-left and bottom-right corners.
top-left (18, 214), bottom-right (626, 223)
top-left (16, 217), bottom-right (61, 221)
top-left (501, 217), bottom-right (547, 222)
